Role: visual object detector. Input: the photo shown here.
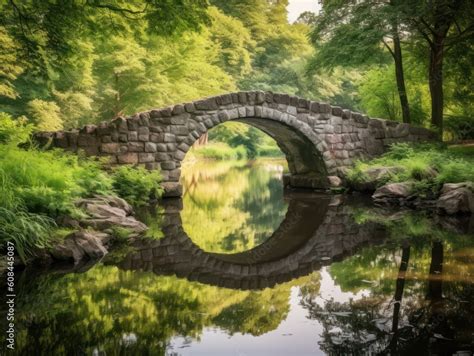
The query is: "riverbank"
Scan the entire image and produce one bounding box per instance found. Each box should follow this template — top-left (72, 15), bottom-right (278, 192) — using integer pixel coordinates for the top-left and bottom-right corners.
top-left (335, 143), bottom-right (474, 215)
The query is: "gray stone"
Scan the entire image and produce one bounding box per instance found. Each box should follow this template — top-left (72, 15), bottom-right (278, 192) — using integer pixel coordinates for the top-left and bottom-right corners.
top-left (162, 182), bottom-right (183, 197)
top-left (437, 183), bottom-right (474, 214)
top-left (372, 182), bottom-right (413, 204)
top-left (117, 153), bottom-right (138, 164)
top-left (139, 153), bottom-right (155, 163)
top-left (50, 231), bottom-right (108, 264)
top-left (145, 142), bottom-right (157, 152)
top-left (327, 176), bottom-right (342, 187)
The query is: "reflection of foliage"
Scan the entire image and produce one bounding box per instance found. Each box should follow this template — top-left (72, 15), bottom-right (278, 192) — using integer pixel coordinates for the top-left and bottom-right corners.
top-left (303, 207), bottom-right (474, 355)
top-left (180, 159), bottom-right (288, 253)
top-left (8, 264), bottom-right (311, 354)
top-left (212, 286), bottom-right (290, 336)
top-left (302, 297), bottom-right (390, 354)
top-left (135, 204), bottom-right (165, 239)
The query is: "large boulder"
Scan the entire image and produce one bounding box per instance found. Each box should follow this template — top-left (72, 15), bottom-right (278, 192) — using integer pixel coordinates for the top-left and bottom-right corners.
top-left (437, 182), bottom-right (474, 215)
top-left (50, 231), bottom-right (108, 264)
top-left (76, 196), bottom-right (147, 234)
top-left (350, 166), bottom-right (404, 192)
top-left (372, 182), bottom-right (413, 205)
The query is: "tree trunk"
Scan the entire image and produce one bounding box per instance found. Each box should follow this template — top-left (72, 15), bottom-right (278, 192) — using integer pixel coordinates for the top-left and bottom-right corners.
top-left (392, 26), bottom-right (411, 123)
top-left (427, 240), bottom-right (443, 301)
top-left (389, 244), bottom-right (410, 353)
top-left (429, 35), bottom-right (445, 138)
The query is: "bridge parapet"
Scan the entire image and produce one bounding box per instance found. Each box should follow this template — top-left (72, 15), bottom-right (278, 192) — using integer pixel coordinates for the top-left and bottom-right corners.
top-left (35, 91), bottom-right (437, 196)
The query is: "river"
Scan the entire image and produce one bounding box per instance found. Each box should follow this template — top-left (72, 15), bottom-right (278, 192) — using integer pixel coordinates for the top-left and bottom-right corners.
top-left (2, 159), bottom-right (473, 355)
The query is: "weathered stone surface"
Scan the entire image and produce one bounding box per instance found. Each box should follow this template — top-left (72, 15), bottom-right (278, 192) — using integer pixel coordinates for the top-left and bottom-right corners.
top-left (162, 182), bottom-right (183, 197)
top-left (76, 197), bottom-right (147, 233)
top-left (372, 182), bottom-right (413, 205)
top-left (50, 231), bottom-right (108, 264)
top-left (437, 182), bottom-right (474, 215)
top-left (117, 153), bottom-right (138, 164)
top-left (327, 176), bottom-right (342, 187)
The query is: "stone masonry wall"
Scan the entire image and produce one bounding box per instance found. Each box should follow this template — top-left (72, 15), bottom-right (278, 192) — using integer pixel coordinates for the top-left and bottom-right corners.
top-left (34, 91), bottom-right (437, 196)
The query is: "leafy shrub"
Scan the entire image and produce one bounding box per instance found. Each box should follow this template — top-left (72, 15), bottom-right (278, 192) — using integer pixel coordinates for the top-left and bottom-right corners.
top-left (111, 166), bottom-right (163, 206)
top-left (444, 115), bottom-right (474, 141)
top-left (0, 112), bottom-right (33, 145)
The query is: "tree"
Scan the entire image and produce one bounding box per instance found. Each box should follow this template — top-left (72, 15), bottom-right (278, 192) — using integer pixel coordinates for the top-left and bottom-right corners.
top-left (27, 99), bottom-right (62, 131)
top-left (309, 0), bottom-right (412, 123)
top-left (399, 0), bottom-right (474, 136)
top-left (0, 26), bottom-right (23, 99)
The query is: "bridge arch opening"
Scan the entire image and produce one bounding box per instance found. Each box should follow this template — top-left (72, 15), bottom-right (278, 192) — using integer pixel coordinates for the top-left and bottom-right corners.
top-left (178, 114), bottom-right (329, 191)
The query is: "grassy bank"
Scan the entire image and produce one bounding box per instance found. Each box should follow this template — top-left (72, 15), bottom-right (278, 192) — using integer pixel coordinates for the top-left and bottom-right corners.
top-left (347, 143), bottom-right (474, 194)
top-left (0, 114), bottom-right (163, 261)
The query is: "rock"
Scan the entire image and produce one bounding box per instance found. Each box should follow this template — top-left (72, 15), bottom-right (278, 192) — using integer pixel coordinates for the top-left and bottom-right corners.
top-left (350, 166), bottom-right (404, 192)
top-left (50, 231), bottom-right (108, 264)
top-left (75, 195), bottom-right (147, 234)
top-left (327, 175), bottom-right (342, 187)
top-left (437, 182), bottom-right (474, 215)
top-left (372, 182), bottom-right (413, 205)
top-left (440, 182), bottom-right (473, 194)
top-left (76, 195), bottom-right (134, 215)
top-left (162, 182), bottom-right (183, 197)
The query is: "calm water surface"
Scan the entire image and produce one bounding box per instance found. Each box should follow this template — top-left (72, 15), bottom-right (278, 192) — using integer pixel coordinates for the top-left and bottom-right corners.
top-left (2, 159), bottom-right (473, 355)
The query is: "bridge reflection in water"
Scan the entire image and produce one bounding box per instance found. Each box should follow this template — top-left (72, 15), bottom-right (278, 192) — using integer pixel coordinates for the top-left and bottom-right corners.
top-left (118, 193), bottom-right (388, 290)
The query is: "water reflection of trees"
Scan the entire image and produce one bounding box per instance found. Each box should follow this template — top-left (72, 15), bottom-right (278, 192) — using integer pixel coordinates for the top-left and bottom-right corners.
top-left (10, 265), bottom-right (319, 355)
top-left (300, 209), bottom-right (474, 355)
top-left (180, 159), bottom-right (288, 253)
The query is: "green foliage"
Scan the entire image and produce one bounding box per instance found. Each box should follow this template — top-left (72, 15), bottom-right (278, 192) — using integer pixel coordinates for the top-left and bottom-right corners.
top-left (347, 143), bottom-right (474, 193)
top-left (0, 169), bottom-right (55, 261)
top-left (111, 166), bottom-right (163, 207)
top-left (0, 26), bottom-right (23, 99)
top-left (0, 112), bottom-right (33, 145)
top-left (110, 226), bottom-right (133, 242)
top-left (444, 115), bottom-right (474, 141)
top-left (27, 99), bottom-right (63, 131)
top-left (208, 122), bottom-right (283, 159)
top-left (190, 142), bottom-right (248, 160)
top-left (0, 144), bottom-right (115, 217)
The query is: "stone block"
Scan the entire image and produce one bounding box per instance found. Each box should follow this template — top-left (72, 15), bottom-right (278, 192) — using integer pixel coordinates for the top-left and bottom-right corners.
top-left (171, 126), bottom-right (189, 135)
top-left (101, 143), bottom-right (119, 154)
top-left (139, 153), bottom-right (155, 163)
top-left (195, 98), bottom-right (218, 110)
top-left (128, 142), bottom-right (144, 152)
top-left (117, 153), bottom-right (138, 164)
top-left (145, 142), bottom-right (157, 152)
top-left (138, 134), bottom-right (149, 142)
top-left (156, 143), bottom-right (167, 152)
top-left (161, 161), bottom-right (176, 170)
top-left (164, 133), bottom-right (176, 143)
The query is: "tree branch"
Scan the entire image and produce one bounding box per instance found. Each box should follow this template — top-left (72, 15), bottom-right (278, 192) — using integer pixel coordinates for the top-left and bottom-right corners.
top-left (382, 38), bottom-right (395, 58)
top-left (85, 1), bottom-right (148, 15)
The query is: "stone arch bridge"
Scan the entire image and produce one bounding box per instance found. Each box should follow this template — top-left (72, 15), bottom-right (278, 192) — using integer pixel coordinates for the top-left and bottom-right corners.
top-left (36, 91), bottom-right (436, 197)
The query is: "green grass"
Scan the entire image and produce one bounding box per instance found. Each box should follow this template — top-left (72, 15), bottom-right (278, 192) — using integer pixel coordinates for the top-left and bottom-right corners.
top-left (0, 113), bottom-right (165, 261)
top-left (347, 143), bottom-right (474, 193)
